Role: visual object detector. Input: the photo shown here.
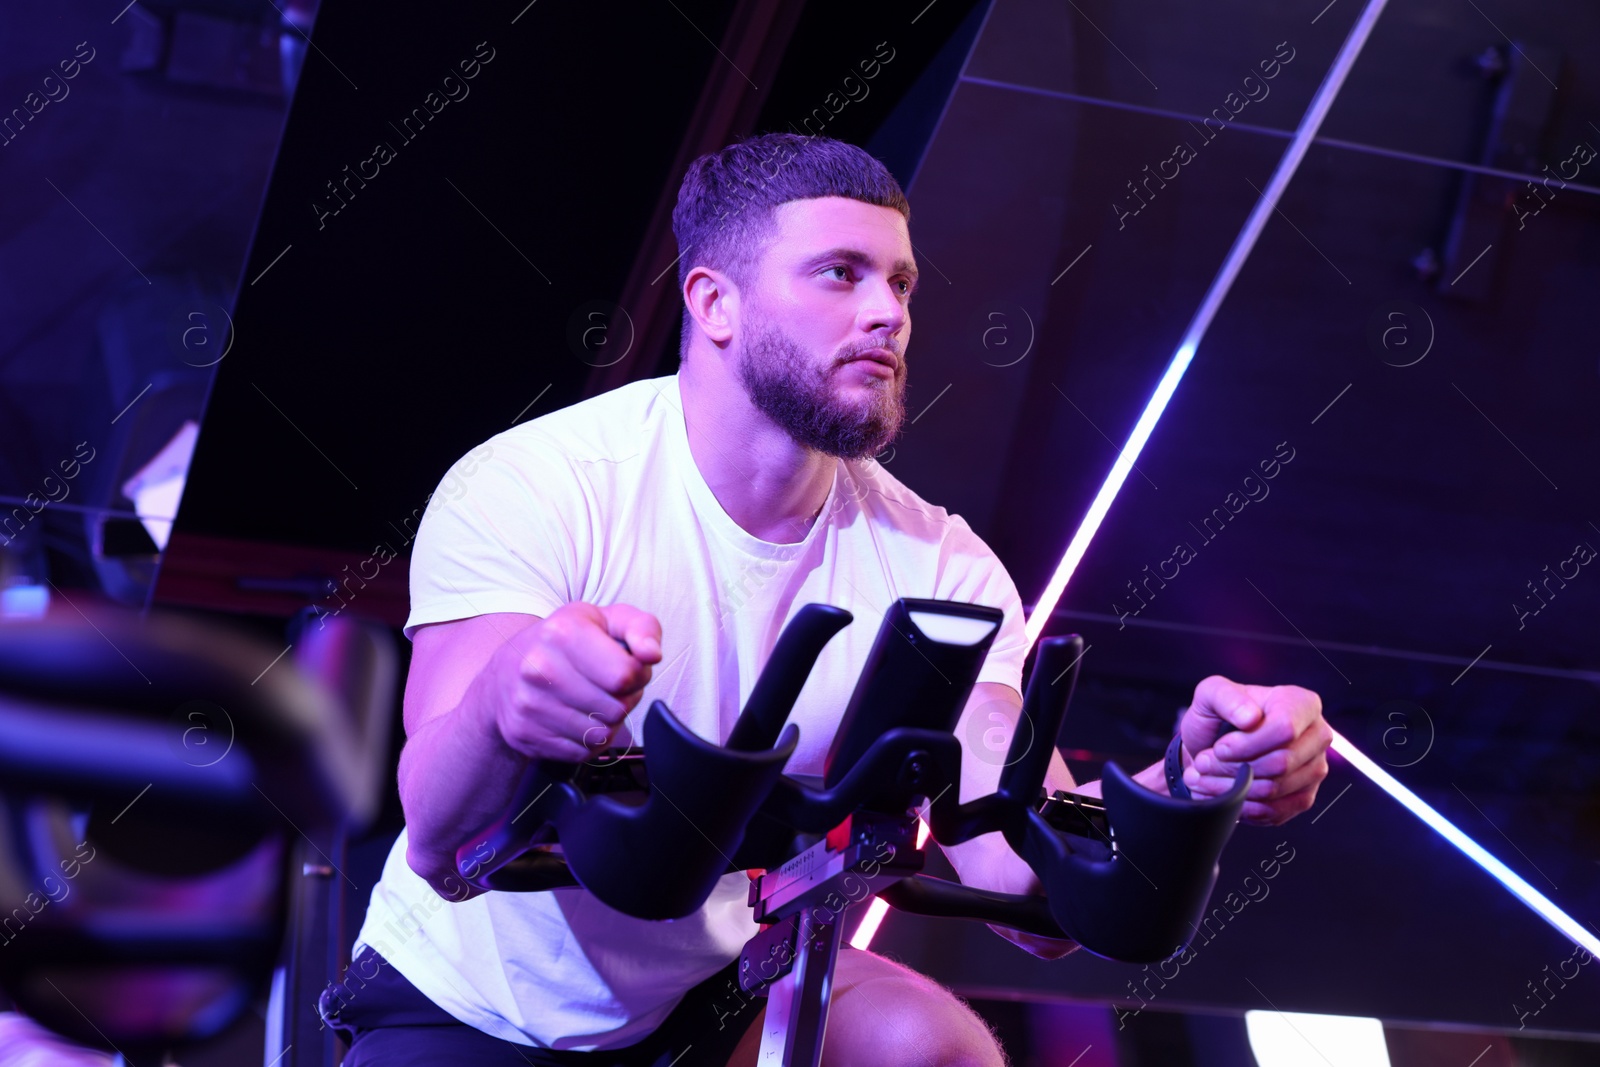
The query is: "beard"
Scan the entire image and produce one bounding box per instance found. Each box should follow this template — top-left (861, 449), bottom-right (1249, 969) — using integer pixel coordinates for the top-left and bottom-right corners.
top-left (736, 318), bottom-right (907, 460)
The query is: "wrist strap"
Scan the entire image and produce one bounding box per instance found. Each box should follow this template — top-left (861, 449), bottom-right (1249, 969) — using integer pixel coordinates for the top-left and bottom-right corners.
top-left (1167, 719), bottom-right (1240, 799)
top-left (1164, 733), bottom-right (1190, 799)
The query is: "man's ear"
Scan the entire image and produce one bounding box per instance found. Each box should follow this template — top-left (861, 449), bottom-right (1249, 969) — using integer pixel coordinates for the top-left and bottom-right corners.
top-left (683, 266), bottom-right (737, 347)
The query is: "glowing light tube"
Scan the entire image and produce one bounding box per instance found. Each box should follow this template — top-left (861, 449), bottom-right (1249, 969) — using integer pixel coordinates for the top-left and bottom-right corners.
top-left (849, 896), bottom-right (890, 950)
top-left (1330, 730), bottom-right (1599, 957)
top-left (864, 0), bottom-right (1421, 953)
top-left (1024, 0), bottom-right (1394, 642)
top-left (1006, 0), bottom-right (1598, 971)
top-left (850, 819), bottom-right (931, 949)
top-left (860, 0), bottom-right (1596, 973)
top-left (1245, 1011), bottom-right (1390, 1067)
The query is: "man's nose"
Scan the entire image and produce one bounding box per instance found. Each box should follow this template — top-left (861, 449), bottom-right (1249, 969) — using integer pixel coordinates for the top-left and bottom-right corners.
top-left (858, 278), bottom-right (908, 336)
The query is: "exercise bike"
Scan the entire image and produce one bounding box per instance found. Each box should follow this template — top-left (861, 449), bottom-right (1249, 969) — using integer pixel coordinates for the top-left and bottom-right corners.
top-left (454, 599), bottom-right (1250, 1067)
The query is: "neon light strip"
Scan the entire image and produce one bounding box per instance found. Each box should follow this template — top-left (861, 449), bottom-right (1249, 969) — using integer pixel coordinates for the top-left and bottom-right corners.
top-left (864, 0), bottom-right (1396, 950)
top-left (850, 893), bottom-right (890, 948)
top-left (1024, 0), bottom-right (1393, 643)
top-left (849, 820), bottom-right (931, 948)
top-left (1022, 340), bottom-right (1192, 644)
top-left (856, 738), bottom-right (1600, 956)
top-left (1331, 729), bottom-right (1599, 957)
top-left (862, 0), bottom-right (1598, 966)
top-left (1010, 0), bottom-right (1598, 966)
top-left (865, 0), bottom-right (1595, 964)
top-left (854, 764), bottom-right (1600, 973)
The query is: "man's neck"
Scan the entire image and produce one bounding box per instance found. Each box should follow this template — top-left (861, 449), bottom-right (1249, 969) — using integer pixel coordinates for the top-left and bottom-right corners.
top-left (678, 355), bottom-right (836, 545)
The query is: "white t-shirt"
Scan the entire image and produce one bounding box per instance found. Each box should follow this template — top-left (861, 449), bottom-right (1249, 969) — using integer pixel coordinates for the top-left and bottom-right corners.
top-left (356, 373), bottom-right (1029, 1050)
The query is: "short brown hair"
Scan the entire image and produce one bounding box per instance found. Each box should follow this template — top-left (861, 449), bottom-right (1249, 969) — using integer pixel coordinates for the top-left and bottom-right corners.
top-left (671, 134), bottom-right (910, 352)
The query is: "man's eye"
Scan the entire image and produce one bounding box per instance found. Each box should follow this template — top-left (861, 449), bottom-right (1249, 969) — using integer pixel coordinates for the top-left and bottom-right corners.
top-left (824, 265), bottom-right (851, 281)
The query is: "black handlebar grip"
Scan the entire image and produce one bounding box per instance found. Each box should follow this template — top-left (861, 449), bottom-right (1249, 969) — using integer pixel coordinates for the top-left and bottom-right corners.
top-left (998, 634), bottom-right (1083, 807)
top-left (724, 604), bottom-right (852, 752)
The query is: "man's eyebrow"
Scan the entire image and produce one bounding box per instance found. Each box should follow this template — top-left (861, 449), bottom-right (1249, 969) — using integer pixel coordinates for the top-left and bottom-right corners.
top-left (801, 247), bottom-right (920, 287)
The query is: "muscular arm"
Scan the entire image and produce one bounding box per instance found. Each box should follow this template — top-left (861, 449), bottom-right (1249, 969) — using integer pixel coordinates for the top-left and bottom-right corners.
top-left (938, 675), bottom-right (1329, 957)
top-left (397, 604), bottom-right (662, 899)
top-left (397, 612), bottom-right (541, 898)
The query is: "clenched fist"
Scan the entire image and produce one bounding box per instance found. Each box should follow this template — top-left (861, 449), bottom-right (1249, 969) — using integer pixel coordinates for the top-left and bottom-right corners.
top-left (1178, 675), bottom-right (1331, 826)
top-left (486, 602), bottom-right (663, 763)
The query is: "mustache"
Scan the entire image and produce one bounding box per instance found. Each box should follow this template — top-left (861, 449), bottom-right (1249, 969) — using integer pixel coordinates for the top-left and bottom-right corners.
top-left (837, 339), bottom-right (904, 364)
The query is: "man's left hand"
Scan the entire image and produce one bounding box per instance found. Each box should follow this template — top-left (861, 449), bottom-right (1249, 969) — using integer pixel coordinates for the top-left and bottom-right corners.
top-left (1177, 676), bottom-right (1331, 826)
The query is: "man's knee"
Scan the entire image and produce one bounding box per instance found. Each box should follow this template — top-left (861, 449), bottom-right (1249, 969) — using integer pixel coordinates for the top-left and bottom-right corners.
top-left (824, 952), bottom-right (1005, 1067)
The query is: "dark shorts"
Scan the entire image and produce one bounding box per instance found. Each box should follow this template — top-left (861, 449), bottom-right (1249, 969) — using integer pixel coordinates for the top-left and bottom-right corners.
top-left (320, 946), bottom-right (762, 1067)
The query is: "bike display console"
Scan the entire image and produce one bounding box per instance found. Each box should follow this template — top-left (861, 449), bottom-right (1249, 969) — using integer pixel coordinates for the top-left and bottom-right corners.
top-left (457, 599), bottom-right (1251, 1067)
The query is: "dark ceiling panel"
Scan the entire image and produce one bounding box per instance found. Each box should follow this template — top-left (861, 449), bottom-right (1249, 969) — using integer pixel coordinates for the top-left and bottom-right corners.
top-left (883, 0), bottom-right (1598, 1031)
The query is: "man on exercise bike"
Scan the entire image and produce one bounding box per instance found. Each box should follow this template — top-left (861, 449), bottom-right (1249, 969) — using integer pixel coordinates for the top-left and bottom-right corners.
top-left (329, 133), bottom-right (1332, 1067)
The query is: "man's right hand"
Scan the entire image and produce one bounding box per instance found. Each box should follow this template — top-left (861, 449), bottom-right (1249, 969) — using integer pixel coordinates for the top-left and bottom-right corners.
top-left (397, 603), bottom-right (661, 898)
top-left (486, 603), bottom-right (663, 763)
